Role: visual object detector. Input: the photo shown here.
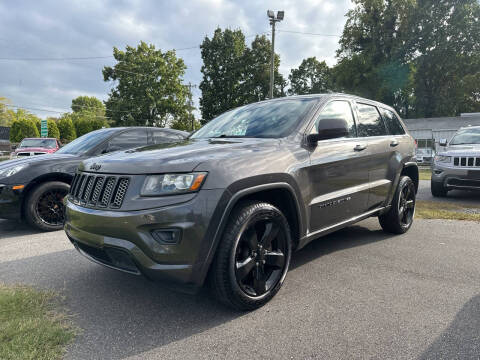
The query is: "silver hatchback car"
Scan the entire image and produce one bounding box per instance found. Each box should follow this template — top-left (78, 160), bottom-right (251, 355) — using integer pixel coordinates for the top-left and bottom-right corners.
top-left (431, 126), bottom-right (480, 196)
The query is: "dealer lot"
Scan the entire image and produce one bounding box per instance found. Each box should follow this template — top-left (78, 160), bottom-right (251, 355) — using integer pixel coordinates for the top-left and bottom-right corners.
top-left (1, 215), bottom-right (480, 359)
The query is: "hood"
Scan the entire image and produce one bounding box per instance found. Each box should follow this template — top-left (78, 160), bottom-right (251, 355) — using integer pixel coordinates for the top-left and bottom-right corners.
top-left (441, 144), bottom-right (480, 156)
top-left (80, 138), bottom-right (280, 174)
top-left (14, 147), bottom-right (56, 153)
top-left (0, 153), bottom-right (77, 169)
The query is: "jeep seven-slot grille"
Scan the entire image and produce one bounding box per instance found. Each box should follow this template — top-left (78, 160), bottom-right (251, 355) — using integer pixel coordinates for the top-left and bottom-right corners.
top-left (453, 156), bottom-right (480, 167)
top-left (69, 173), bottom-right (130, 209)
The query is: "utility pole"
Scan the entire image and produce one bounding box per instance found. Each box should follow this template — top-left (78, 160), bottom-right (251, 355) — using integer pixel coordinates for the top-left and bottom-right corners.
top-left (267, 10), bottom-right (284, 99)
top-left (186, 83), bottom-right (197, 131)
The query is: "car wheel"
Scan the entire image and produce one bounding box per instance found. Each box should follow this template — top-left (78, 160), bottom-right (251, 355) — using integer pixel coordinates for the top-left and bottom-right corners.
top-left (431, 180), bottom-right (448, 197)
top-left (24, 181), bottom-right (70, 231)
top-left (379, 176), bottom-right (416, 234)
top-left (210, 201), bottom-right (292, 311)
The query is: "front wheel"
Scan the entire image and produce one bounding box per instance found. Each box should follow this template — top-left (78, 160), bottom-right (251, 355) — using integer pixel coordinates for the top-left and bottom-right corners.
top-left (379, 176), bottom-right (416, 234)
top-left (24, 181), bottom-right (70, 231)
top-left (210, 201), bottom-right (292, 311)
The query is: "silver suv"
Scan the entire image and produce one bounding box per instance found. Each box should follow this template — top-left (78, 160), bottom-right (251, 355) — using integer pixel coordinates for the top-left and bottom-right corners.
top-left (431, 126), bottom-right (480, 196)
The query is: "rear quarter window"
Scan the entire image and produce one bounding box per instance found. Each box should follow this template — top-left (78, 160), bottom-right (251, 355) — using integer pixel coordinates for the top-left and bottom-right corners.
top-left (381, 108), bottom-right (406, 135)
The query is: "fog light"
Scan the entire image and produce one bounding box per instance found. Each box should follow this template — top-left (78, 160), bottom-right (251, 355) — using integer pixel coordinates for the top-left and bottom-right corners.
top-left (151, 229), bottom-right (181, 245)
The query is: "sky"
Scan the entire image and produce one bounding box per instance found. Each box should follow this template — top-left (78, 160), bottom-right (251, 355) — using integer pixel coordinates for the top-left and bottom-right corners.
top-left (0, 0), bottom-right (352, 119)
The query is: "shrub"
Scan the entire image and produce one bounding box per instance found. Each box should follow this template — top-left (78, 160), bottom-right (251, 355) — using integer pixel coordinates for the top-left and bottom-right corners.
top-left (56, 116), bottom-right (76, 141)
top-left (10, 119), bottom-right (39, 142)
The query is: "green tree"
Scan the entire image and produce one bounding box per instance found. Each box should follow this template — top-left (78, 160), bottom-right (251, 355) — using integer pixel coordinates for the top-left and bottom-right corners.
top-left (288, 57), bottom-right (333, 95)
top-left (334, 0), bottom-right (415, 115)
top-left (71, 96), bottom-right (106, 117)
top-left (410, 0), bottom-right (480, 117)
top-left (70, 111), bottom-right (109, 137)
top-left (56, 115), bottom-right (77, 142)
top-left (199, 28), bottom-right (247, 122)
top-left (242, 35), bottom-right (285, 102)
top-left (10, 119), bottom-right (39, 142)
top-left (103, 41), bottom-right (190, 127)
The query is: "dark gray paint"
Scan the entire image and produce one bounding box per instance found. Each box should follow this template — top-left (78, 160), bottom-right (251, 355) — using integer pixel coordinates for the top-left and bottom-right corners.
top-left (64, 94), bottom-right (417, 291)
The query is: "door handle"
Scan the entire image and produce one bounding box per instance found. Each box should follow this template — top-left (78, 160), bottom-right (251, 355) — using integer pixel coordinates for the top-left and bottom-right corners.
top-left (390, 140), bottom-right (399, 147)
top-left (354, 144), bottom-right (367, 152)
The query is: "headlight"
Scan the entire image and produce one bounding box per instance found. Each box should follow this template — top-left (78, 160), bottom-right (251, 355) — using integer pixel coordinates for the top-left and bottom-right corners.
top-left (141, 172), bottom-right (207, 196)
top-left (434, 155), bottom-right (451, 163)
top-left (0, 164), bottom-right (27, 178)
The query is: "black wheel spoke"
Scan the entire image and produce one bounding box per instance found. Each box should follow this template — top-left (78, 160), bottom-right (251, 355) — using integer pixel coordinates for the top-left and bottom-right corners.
top-left (253, 265), bottom-right (267, 295)
top-left (264, 251), bottom-right (285, 269)
top-left (236, 256), bottom-right (256, 280)
top-left (259, 222), bottom-right (279, 247)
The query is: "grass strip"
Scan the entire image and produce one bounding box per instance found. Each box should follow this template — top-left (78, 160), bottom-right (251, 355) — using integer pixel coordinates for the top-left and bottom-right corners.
top-left (416, 200), bottom-right (480, 221)
top-left (0, 284), bottom-right (77, 360)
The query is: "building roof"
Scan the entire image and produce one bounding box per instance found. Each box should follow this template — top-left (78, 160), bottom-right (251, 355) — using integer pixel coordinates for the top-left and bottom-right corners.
top-left (403, 116), bottom-right (480, 131)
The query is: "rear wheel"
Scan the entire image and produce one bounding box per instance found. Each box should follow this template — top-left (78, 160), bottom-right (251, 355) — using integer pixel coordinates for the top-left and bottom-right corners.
top-left (24, 181), bottom-right (69, 231)
top-left (379, 176), bottom-right (416, 234)
top-left (210, 201), bottom-right (292, 311)
top-left (431, 180), bottom-right (448, 197)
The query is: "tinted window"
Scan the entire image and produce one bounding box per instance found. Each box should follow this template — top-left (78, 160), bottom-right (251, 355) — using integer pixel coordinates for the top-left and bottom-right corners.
top-left (108, 129), bottom-right (148, 151)
top-left (381, 108), bottom-right (405, 135)
top-left (311, 101), bottom-right (356, 138)
top-left (191, 98), bottom-right (318, 139)
top-left (356, 103), bottom-right (387, 137)
top-left (152, 130), bottom-right (184, 144)
top-left (56, 129), bottom-right (117, 155)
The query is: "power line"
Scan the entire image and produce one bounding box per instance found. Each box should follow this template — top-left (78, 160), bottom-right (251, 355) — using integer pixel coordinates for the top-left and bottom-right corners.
top-left (276, 29), bottom-right (340, 37)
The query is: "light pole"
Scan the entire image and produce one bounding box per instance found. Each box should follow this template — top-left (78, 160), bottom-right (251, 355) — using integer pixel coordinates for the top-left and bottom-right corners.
top-left (267, 10), bottom-right (284, 99)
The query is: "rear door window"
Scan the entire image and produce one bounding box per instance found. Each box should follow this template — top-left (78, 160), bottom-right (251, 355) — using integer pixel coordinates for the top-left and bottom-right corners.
top-left (356, 103), bottom-right (388, 137)
top-left (108, 129), bottom-right (148, 151)
top-left (380, 108), bottom-right (406, 135)
top-left (152, 130), bottom-right (185, 144)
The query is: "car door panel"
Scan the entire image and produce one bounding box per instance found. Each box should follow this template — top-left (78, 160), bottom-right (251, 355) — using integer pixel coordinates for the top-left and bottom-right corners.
top-left (308, 138), bottom-right (371, 231)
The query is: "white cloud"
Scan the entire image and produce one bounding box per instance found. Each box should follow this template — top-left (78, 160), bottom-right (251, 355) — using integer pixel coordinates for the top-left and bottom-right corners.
top-left (0, 0), bottom-right (353, 119)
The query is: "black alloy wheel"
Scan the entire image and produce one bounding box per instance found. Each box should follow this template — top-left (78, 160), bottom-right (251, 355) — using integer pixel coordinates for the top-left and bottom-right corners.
top-left (234, 218), bottom-right (287, 297)
top-left (25, 181), bottom-right (70, 231)
top-left (379, 176), bottom-right (416, 234)
top-left (36, 188), bottom-right (68, 226)
top-left (210, 201), bottom-right (292, 310)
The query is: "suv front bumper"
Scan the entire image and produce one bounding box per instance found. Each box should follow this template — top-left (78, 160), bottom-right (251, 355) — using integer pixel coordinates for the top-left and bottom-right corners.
top-left (64, 188), bottom-right (226, 292)
top-left (432, 164), bottom-right (480, 190)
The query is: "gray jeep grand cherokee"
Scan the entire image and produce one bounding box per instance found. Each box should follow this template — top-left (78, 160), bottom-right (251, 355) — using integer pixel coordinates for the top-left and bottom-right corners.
top-left (64, 94), bottom-right (418, 310)
top-left (431, 126), bottom-right (480, 196)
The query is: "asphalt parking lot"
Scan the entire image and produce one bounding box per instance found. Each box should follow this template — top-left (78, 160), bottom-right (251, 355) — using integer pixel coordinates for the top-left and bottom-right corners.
top-left (1, 214), bottom-right (480, 360)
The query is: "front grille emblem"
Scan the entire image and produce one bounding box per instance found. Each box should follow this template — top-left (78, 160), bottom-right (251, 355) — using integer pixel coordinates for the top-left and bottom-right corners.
top-left (90, 163), bottom-right (102, 171)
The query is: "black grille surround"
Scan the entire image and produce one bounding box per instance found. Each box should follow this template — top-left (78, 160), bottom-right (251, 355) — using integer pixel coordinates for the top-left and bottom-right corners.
top-left (69, 172), bottom-right (130, 210)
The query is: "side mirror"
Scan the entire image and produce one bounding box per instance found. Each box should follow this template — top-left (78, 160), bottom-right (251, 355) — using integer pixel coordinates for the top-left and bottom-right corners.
top-left (11, 144), bottom-right (17, 150)
top-left (439, 139), bottom-right (448, 147)
top-left (307, 118), bottom-right (349, 145)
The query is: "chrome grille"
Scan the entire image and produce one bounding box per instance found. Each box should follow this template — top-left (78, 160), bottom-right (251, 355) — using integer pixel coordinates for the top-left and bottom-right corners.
top-left (453, 156), bottom-right (480, 167)
top-left (69, 173), bottom-right (130, 209)
top-left (111, 178), bottom-right (130, 208)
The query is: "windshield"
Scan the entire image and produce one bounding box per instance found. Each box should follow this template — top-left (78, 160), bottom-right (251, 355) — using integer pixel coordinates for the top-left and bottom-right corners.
top-left (56, 129), bottom-right (115, 155)
top-left (191, 98), bottom-right (318, 139)
top-left (449, 128), bottom-right (480, 145)
top-left (19, 138), bottom-right (57, 149)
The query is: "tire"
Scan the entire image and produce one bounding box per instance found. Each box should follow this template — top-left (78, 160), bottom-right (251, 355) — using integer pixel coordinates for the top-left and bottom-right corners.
top-left (379, 176), bottom-right (416, 234)
top-left (431, 180), bottom-right (448, 197)
top-left (210, 201), bottom-right (292, 311)
top-left (24, 181), bottom-right (70, 231)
